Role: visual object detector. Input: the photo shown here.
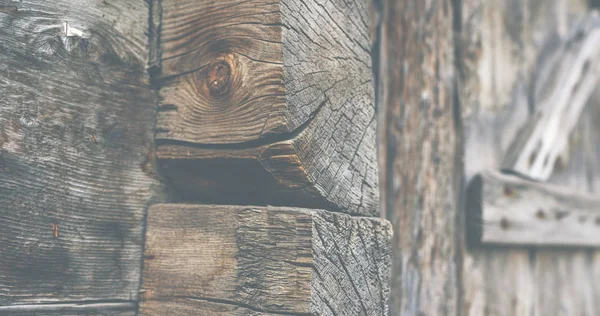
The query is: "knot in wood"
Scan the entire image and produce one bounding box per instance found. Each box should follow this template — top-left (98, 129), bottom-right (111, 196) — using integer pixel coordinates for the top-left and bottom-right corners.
top-left (206, 61), bottom-right (231, 97)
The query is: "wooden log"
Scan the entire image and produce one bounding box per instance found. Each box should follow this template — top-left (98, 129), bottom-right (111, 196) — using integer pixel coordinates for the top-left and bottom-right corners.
top-left (151, 0), bottom-right (378, 216)
top-left (369, 0), bottom-right (459, 314)
top-left (502, 14), bottom-right (600, 181)
top-left (467, 170), bottom-right (600, 247)
top-left (139, 204), bottom-right (392, 315)
top-left (0, 0), bottom-right (163, 309)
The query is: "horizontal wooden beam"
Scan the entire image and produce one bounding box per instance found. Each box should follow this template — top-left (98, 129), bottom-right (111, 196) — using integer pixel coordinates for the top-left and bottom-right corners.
top-left (139, 204), bottom-right (392, 315)
top-left (501, 14), bottom-right (600, 180)
top-left (0, 301), bottom-right (136, 315)
top-left (152, 0), bottom-right (378, 216)
top-left (467, 170), bottom-right (600, 247)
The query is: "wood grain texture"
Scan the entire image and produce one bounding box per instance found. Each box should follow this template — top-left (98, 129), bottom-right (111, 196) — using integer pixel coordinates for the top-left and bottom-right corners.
top-left (533, 78), bottom-right (600, 316)
top-left (502, 14), bottom-right (600, 180)
top-left (0, 301), bottom-right (136, 316)
top-left (467, 170), bottom-right (600, 246)
top-left (152, 0), bottom-right (378, 216)
top-left (0, 0), bottom-right (164, 308)
top-left (139, 204), bottom-right (392, 315)
top-left (457, 0), bottom-right (599, 315)
top-left (371, 0), bottom-right (460, 315)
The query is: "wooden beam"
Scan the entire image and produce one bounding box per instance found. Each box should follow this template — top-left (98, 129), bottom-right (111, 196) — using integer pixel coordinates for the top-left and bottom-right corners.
top-left (370, 0), bottom-right (459, 314)
top-left (501, 14), bottom-right (600, 181)
top-left (0, 301), bottom-right (136, 316)
top-left (0, 1), bottom-right (164, 307)
top-left (139, 204), bottom-right (392, 315)
top-left (467, 170), bottom-right (600, 247)
top-left (151, 0), bottom-right (378, 216)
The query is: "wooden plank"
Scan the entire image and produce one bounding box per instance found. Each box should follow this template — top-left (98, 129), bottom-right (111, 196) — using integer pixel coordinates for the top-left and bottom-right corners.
top-left (0, 0), bottom-right (164, 307)
top-left (467, 170), bottom-right (600, 246)
top-left (370, 0), bottom-right (459, 315)
top-left (457, 0), bottom-right (596, 315)
top-left (501, 14), bottom-right (600, 181)
top-left (152, 0), bottom-right (379, 216)
top-left (139, 204), bottom-right (392, 316)
top-left (0, 301), bottom-right (136, 316)
top-left (536, 81), bottom-right (600, 316)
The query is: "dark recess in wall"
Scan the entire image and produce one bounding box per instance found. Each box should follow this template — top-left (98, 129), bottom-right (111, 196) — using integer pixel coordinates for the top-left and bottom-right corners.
top-left (591, 0), bottom-right (600, 9)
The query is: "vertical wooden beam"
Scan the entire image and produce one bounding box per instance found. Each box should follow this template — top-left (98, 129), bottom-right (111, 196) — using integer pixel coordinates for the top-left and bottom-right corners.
top-left (0, 0), bottom-right (164, 312)
top-left (373, 0), bottom-right (460, 315)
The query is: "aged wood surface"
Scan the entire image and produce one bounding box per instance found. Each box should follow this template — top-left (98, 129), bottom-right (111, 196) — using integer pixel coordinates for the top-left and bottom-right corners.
top-left (152, 0), bottom-right (379, 216)
top-left (458, 0), bottom-right (600, 315)
top-left (467, 170), bottom-right (600, 247)
top-left (139, 204), bottom-right (392, 316)
top-left (371, 0), bottom-right (460, 315)
top-left (502, 15), bottom-right (600, 180)
top-left (0, 0), bottom-right (163, 310)
top-left (0, 302), bottom-right (136, 316)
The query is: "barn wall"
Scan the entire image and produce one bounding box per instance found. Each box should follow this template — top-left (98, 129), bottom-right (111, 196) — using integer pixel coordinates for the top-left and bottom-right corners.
top-left (372, 0), bottom-right (600, 315)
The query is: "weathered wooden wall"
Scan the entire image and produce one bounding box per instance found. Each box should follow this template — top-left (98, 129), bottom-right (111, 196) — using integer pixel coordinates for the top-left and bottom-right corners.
top-left (458, 1), bottom-right (600, 315)
top-left (372, 0), bottom-right (600, 315)
top-left (0, 0), bottom-right (165, 314)
top-left (2, 0), bottom-right (599, 315)
top-left (1, 0), bottom-right (391, 315)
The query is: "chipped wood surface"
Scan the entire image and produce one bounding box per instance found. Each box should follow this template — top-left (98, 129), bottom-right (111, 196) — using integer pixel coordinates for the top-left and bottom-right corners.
top-left (502, 15), bottom-right (600, 180)
top-left (152, 0), bottom-right (379, 216)
top-left (467, 170), bottom-right (600, 247)
top-left (371, 0), bottom-right (460, 315)
top-left (457, 0), bottom-right (600, 315)
top-left (139, 204), bottom-right (392, 316)
top-left (0, 0), bottom-right (163, 309)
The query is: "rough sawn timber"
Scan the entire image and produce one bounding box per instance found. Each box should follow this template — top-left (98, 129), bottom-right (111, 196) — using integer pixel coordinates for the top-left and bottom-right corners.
top-left (501, 14), bottom-right (600, 181)
top-left (139, 204), bottom-right (392, 316)
top-left (467, 170), bottom-right (600, 247)
top-left (152, 0), bottom-right (379, 216)
top-left (0, 0), bottom-right (164, 312)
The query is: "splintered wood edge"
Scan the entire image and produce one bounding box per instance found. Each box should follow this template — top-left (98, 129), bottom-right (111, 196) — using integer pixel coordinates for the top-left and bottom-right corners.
top-left (501, 14), bottom-right (600, 181)
top-left (467, 170), bottom-right (600, 247)
top-left (139, 204), bottom-right (392, 315)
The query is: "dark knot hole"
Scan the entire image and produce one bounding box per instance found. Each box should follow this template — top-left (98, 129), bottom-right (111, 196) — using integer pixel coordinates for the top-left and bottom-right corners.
top-left (206, 61), bottom-right (232, 97)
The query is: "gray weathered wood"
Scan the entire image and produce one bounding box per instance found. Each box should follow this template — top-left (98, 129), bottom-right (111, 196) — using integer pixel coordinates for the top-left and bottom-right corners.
top-left (0, 301), bottom-right (136, 316)
top-left (369, 0), bottom-right (460, 315)
top-left (139, 204), bottom-right (392, 316)
top-left (457, 0), bottom-right (599, 315)
top-left (152, 0), bottom-right (378, 216)
top-left (0, 0), bottom-right (163, 308)
top-left (502, 14), bottom-right (600, 180)
top-left (467, 170), bottom-right (600, 246)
